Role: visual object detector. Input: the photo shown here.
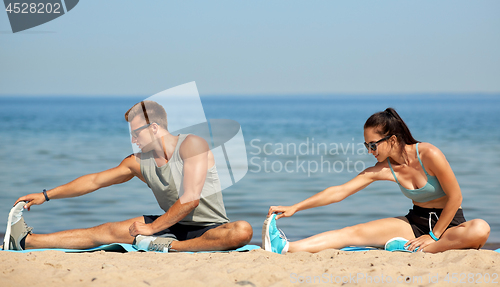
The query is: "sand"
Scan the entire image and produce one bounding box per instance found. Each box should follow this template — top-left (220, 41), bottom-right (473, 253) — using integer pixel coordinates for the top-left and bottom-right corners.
top-left (1, 248), bottom-right (499, 287)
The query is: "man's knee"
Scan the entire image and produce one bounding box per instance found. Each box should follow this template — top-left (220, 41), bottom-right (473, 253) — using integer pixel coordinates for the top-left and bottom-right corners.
top-left (97, 221), bottom-right (133, 244)
top-left (231, 221), bottom-right (253, 246)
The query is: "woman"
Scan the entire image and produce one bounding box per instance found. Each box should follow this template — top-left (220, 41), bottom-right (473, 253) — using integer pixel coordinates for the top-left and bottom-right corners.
top-left (263, 108), bottom-right (490, 254)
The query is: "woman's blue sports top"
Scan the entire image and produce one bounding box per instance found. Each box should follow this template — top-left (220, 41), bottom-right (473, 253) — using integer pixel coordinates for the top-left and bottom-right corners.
top-left (387, 143), bottom-right (447, 203)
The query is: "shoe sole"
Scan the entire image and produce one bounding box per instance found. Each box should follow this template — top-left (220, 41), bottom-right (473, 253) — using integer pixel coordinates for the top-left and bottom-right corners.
top-left (3, 201), bottom-right (26, 250)
top-left (261, 214), bottom-right (275, 251)
top-left (384, 237), bottom-right (410, 252)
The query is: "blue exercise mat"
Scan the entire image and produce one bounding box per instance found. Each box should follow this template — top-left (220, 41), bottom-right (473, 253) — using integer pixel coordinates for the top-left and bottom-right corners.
top-left (340, 246), bottom-right (380, 251)
top-left (1, 244), bottom-right (379, 253)
top-left (1, 243), bottom-right (261, 253)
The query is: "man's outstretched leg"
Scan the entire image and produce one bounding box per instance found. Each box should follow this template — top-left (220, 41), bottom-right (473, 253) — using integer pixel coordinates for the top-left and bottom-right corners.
top-left (4, 201), bottom-right (145, 250)
top-left (24, 216), bottom-right (144, 250)
top-left (27, 220), bottom-right (253, 252)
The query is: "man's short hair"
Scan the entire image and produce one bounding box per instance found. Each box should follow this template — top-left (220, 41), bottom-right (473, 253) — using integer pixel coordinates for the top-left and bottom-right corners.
top-left (125, 101), bottom-right (168, 130)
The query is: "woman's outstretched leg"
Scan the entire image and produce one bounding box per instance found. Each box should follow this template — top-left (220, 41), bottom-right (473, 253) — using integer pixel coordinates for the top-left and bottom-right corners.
top-left (263, 215), bottom-right (415, 253)
top-left (288, 216), bottom-right (415, 253)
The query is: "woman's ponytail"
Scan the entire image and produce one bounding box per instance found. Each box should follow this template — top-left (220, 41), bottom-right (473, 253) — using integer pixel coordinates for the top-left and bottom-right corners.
top-left (364, 107), bottom-right (419, 148)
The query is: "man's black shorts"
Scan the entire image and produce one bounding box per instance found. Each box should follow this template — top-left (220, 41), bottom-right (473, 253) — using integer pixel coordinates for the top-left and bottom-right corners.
top-left (143, 215), bottom-right (223, 241)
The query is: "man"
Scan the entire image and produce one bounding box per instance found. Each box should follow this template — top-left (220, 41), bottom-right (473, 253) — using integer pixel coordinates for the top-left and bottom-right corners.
top-left (5, 100), bottom-right (252, 252)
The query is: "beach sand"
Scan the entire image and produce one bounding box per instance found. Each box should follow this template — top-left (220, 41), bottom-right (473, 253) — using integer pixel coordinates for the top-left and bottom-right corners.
top-left (1, 247), bottom-right (499, 287)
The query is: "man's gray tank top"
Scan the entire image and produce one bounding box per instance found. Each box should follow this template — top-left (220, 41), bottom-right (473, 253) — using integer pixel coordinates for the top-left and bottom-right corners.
top-left (140, 134), bottom-right (229, 226)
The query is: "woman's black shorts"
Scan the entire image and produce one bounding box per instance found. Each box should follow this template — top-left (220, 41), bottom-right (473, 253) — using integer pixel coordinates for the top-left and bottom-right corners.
top-left (405, 205), bottom-right (466, 238)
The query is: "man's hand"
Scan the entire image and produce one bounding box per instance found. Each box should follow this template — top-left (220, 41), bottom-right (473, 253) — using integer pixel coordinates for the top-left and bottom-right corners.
top-left (129, 221), bottom-right (155, 237)
top-left (14, 193), bottom-right (46, 211)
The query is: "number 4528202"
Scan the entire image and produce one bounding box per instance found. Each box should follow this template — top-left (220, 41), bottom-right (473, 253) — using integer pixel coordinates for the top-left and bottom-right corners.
top-left (6, 3), bottom-right (62, 14)
top-left (443, 273), bottom-right (498, 284)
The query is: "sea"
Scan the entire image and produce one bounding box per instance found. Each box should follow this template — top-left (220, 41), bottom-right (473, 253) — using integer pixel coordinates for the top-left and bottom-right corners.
top-left (0, 95), bottom-right (499, 243)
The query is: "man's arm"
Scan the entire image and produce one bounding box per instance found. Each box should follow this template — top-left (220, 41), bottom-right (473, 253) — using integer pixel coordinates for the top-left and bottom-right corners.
top-left (129, 135), bottom-right (208, 236)
top-left (15, 154), bottom-right (142, 210)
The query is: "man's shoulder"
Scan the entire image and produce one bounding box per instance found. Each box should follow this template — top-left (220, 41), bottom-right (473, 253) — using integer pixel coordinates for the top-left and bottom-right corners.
top-left (121, 153), bottom-right (141, 168)
top-left (179, 134), bottom-right (209, 157)
top-left (181, 134), bottom-right (208, 145)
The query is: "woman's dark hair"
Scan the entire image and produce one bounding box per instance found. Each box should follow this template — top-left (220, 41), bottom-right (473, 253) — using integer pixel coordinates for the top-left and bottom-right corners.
top-left (364, 108), bottom-right (419, 153)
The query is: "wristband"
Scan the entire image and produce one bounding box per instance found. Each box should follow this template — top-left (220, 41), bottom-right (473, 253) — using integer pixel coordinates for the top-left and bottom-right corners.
top-left (429, 230), bottom-right (439, 241)
top-left (42, 189), bottom-right (50, 202)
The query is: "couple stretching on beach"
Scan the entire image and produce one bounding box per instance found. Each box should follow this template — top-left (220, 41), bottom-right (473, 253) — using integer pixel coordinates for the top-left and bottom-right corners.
top-left (4, 102), bottom-right (490, 254)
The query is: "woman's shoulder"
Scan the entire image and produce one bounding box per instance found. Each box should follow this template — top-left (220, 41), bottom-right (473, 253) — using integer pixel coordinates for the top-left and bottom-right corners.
top-left (417, 142), bottom-right (449, 175)
top-left (417, 142), bottom-right (445, 160)
top-left (362, 159), bottom-right (395, 181)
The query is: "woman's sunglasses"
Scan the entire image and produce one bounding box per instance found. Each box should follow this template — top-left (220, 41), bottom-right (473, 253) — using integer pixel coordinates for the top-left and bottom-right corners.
top-left (364, 135), bottom-right (393, 152)
top-left (131, 123), bottom-right (152, 138)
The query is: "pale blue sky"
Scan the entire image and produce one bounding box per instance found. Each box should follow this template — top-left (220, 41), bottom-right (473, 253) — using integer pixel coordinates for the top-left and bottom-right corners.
top-left (1, 1), bottom-right (499, 96)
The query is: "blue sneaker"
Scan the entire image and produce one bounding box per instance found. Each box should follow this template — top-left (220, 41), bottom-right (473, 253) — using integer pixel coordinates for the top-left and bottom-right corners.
top-left (262, 214), bottom-right (289, 254)
top-left (384, 237), bottom-right (418, 253)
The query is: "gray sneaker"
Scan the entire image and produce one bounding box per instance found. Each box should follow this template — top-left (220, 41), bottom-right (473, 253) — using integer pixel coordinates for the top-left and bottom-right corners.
top-left (3, 201), bottom-right (33, 250)
top-left (133, 235), bottom-right (178, 252)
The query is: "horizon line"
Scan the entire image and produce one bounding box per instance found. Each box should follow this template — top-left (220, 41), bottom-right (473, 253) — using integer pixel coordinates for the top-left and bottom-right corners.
top-left (0, 92), bottom-right (499, 98)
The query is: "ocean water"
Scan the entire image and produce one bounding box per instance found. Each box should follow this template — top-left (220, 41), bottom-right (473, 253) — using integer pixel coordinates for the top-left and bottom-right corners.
top-left (0, 95), bottom-right (499, 243)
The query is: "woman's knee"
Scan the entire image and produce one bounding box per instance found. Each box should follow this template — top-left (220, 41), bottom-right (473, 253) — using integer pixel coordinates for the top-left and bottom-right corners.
top-left (338, 225), bottom-right (365, 243)
top-left (467, 219), bottom-right (490, 243)
top-left (447, 219), bottom-right (491, 249)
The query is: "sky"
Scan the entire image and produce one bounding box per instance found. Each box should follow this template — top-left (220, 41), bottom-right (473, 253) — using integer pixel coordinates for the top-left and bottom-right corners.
top-left (0, 1), bottom-right (499, 96)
